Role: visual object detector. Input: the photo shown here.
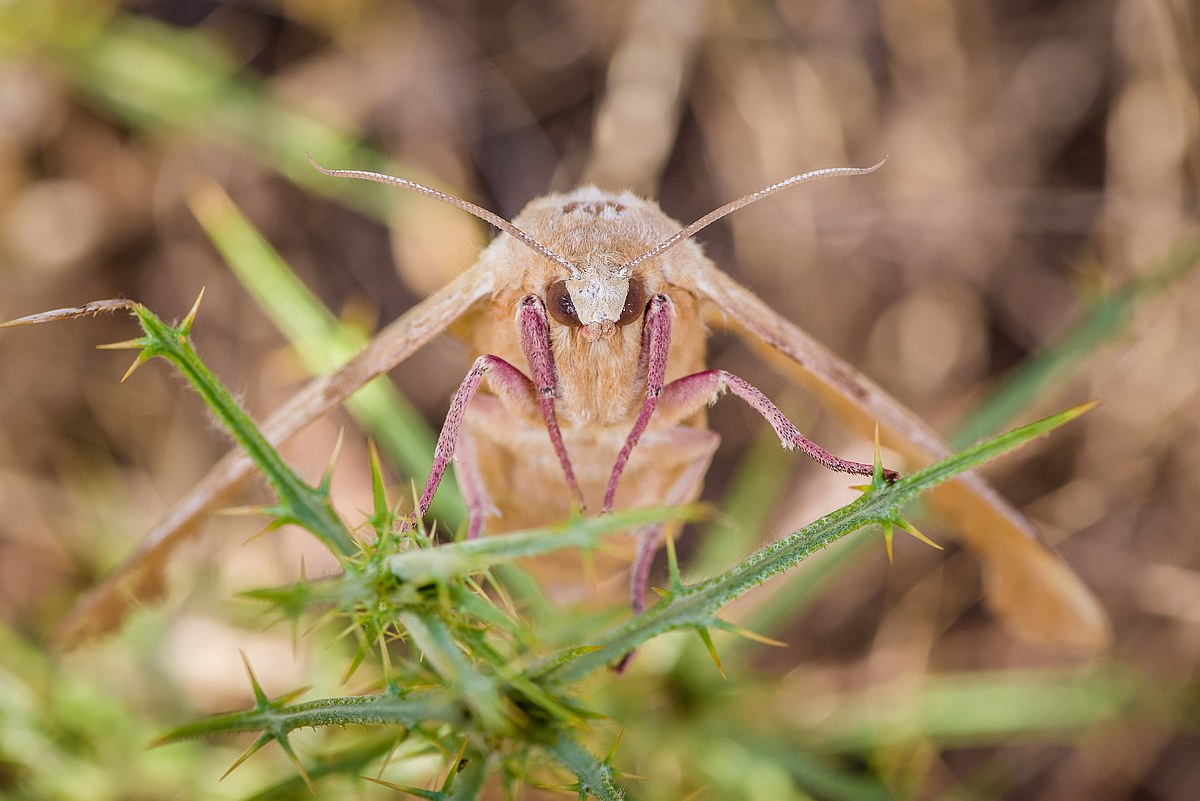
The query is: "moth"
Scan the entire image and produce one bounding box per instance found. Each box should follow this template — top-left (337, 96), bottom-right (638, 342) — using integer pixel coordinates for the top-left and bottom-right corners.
top-left (48, 159), bottom-right (1109, 650)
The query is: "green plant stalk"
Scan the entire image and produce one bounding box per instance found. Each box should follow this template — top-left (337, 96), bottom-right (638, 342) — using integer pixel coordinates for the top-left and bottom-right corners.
top-left (156, 690), bottom-right (465, 742)
top-left (127, 303), bottom-right (356, 557)
top-left (387, 506), bottom-right (698, 583)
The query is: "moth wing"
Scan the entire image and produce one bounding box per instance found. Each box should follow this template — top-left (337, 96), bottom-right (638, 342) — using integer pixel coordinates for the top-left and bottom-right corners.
top-left (695, 260), bottom-right (1109, 652)
top-left (54, 262), bottom-right (497, 647)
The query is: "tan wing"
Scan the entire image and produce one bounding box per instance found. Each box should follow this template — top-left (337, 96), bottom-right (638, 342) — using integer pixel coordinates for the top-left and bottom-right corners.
top-left (695, 260), bottom-right (1109, 652)
top-left (53, 262), bottom-right (496, 647)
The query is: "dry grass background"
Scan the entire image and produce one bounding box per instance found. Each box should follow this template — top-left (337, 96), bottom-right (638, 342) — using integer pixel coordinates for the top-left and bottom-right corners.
top-left (0, 1), bottom-right (1197, 799)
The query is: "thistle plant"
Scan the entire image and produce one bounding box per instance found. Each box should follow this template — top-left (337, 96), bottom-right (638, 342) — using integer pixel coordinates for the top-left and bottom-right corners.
top-left (2, 297), bottom-right (1093, 800)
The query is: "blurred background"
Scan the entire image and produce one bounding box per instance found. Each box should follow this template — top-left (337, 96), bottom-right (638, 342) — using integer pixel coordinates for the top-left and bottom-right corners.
top-left (0, 1), bottom-right (1197, 799)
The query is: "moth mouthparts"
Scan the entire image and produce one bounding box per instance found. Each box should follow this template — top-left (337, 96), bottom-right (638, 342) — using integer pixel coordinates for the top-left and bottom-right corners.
top-left (582, 322), bottom-right (615, 341)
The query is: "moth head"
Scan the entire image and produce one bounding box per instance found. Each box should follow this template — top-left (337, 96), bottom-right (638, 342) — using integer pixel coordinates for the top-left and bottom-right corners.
top-left (526, 188), bottom-right (661, 341)
top-left (547, 271), bottom-right (646, 341)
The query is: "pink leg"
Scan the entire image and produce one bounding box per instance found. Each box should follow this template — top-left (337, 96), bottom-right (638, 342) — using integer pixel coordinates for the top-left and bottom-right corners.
top-left (603, 294), bottom-right (673, 512)
top-left (415, 350), bottom-right (559, 532)
top-left (660, 370), bottom-right (897, 481)
top-left (517, 295), bottom-right (584, 511)
top-left (453, 426), bottom-right (498, 540)
top-left (414, 354), bottom-right (538, 525)
top-left (413, 295), bottom-right (583, 535)
top-left (626, 431), bottom-right (719, 614)
top-left (615, 428), bottom-right (719, 671)
top-left (605, 299), bottom-right (895, 512)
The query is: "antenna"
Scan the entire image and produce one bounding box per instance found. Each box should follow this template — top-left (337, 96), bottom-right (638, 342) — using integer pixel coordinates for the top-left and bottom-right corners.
top-left (618, 159), bottom-right (887, 275)
top-left (306, 154), bottom-right (581, 278)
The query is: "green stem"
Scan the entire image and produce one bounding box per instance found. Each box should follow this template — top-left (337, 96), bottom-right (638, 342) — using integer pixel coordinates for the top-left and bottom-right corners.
top-left (133, 305), bottom-right (356, 556)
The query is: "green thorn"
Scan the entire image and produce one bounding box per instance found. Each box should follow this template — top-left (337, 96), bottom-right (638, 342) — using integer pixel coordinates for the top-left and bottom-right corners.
top-left (179, 286), bottom-right (206, 336)
top-left (695, 626), bottom-right (726, 680)
top-left (95, 336), bottom-right (149, 351)
top-left (273, 684), bottom-right (314, 707)
top-left (274, 733), bottom-right (316, 794)
top-left (605, 730), bottom-right (624, 766)
top-left (367, 440), bottom-right (394, 535)
top-left (239, 650), bottom-right (270, 708)
top-left (221, 731), bottom-right (272, 781)
top-left (319, 427), bottom-right (346, 496)
top-left (361, 776), bottom-right (443, 800)
top-left (665, 530), bottom-right (683, 593)
top-left (119, 351), bottom-right (155, 383)
top-left (896, 517), bottom-right (943, 551)
top-left (872, 421), bottom-right (885, 485)
top-left (881, 519), bottom-right (895, 564)
top-left (439, 737), bottom-right (471, 794)
top-left (711, 618), bottom-right (787, 648)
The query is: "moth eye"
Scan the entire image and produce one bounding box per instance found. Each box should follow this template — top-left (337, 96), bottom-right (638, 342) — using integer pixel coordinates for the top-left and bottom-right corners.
top-left (546, 281), bottom-right (582, 327)
top-left (616, 277), bottom-right (646, 327)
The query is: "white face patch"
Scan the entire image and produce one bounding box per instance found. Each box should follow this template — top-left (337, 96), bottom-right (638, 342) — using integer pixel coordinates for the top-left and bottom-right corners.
top-left (564, 274), bottom-right (630, 326)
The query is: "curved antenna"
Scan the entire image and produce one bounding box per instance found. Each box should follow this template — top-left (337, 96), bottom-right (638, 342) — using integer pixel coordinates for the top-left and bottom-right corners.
top-left (618, 158), bottom-right (887, 276)
top-left (306, 154), bottom-right (580, 278)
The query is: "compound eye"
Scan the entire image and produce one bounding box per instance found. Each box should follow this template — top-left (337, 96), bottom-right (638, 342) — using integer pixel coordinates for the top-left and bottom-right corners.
top-left (616, 277), bottom-right (646, 327)
top-left (546, 281), bottom-right (582, 327)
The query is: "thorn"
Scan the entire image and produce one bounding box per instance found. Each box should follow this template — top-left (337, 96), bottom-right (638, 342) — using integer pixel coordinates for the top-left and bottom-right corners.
top-left (120, 352), bottom-right (152, 383)
top-left (872, 422), bottom-right (883, 483)
top-left (181, 287), bottom-right (206, 335)
top-left (367, 440), bottom-right (391, 528)
top-left (321, 427), bottom-right (346, 495)
top-left (695, 626), bottom-right (726, 680)
top-left (95, 338), bottom-right (145, 351)
top-left (713, 619), bottom-right (788, 648)
top-left (897, 518), bottom-right (942, 551)
top-left (605, 730), bottom-right (624, 764)
top-left (273, 685), bottom-right (314, 706)
top-left (665, 530), bottom-right (683, 592)
top-left (221, 732), bottom-right (272, 781)
top-left (240, 518), bottom-right (288, 547)
top-left (377, 631), bottom-right (393, 676)
top-left (361, 776), bottom-right (441, 799)
top-left (871, 423), bottom-right (900, 483)
top-left (881, 520), bottom-right (895, 564)
top-left (442, 736), bottom-right (471, 792)
top-left (275, 734), bottom-right (316, 794)
top-left (240, 650), bottom-right (270, 707)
